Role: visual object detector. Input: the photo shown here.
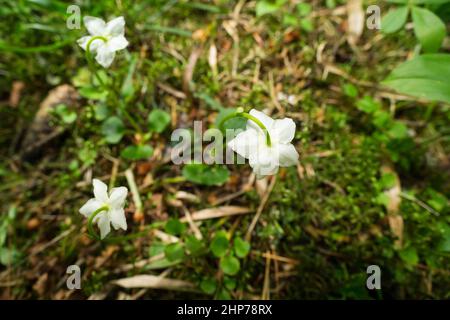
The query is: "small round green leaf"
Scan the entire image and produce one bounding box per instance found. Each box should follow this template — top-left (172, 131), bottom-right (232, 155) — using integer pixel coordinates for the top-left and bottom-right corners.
top-left (165, 219), bottom-right (186, 236)
top-left (148, 109), bottom-right (171, 133)
top-left (101, 116), bottom-right (125, 144)
top-left (220, 254), bottom-right (240, 276)
top-left (223, 277), bottom-right (236, 291)
top-left (233, 237), bottom-right (251, 258)
top-left (185, 235), bottom-right (204, 255)
top-left (210, 232), bottom-right (229, 257)
top-left (200, 278), bottom-right (217, 294)
top-left (164, 243), bottom-right (185, 262)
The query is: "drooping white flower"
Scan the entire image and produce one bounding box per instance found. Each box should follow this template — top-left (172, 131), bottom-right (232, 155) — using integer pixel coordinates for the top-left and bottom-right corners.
top-left (79, 179), bottom-right (128, 239)
top-left (77, 16), bottom-right (129, 68)
top-left (227, 109), bottom-right (299, 179)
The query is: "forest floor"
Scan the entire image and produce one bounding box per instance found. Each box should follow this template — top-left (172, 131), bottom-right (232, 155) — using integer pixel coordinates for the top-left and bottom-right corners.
top-left (0, 0), bottom-right (449, 299)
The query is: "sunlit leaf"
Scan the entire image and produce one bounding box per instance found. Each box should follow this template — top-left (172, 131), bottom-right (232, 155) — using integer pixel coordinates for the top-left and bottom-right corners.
top-left (381, 6), bottom-right (409, 34)
top-left (383, 54), bottom-right (450, 103)
top-left (412, 7), bottom-right (446, 52)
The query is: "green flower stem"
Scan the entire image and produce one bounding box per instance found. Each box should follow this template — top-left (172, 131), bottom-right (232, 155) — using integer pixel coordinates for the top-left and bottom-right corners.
top-left (118, 100), bottom-right (142, 134)
top-left (85, 37), bottom-right (142, 134)
top-left (218, 109), bottom-right (272, 147)
top-left (87, 205), bottom-right (109, 240)
top-left (86, 36), bottom-right (108, 87)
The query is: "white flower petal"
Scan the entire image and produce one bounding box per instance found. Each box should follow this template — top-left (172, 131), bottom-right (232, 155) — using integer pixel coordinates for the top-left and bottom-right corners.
top-left (93, 179), bottom-right (109, 202)
top-left (227, 129), bottom-right (260, 159)
top-left (110, 208), bottom-right (127, 231)
top-left (77, 36), bottom-right (91, 51)
top-left (97, 213), bottom-right (111, 239)
top-left (249, 149), bottom-right (279, 178)
top-left (109, 187), bottom-right (128, 208)
top-left (95, 46), bottom-right (116, 68)
top-left (105, 16), bottom-right (125, 36)
top-left (79, 198), bottom-right (102, 217)
top-left (108, 35), bottom-right (128, 52)
top-left (278, 144), bottom-right (299, 167)
top-left (272, 118), bottom-right (296, 143)
top-left (247, 109), bottom-right (274, 133)
top-left (83, 16), bottom-right (106, 36)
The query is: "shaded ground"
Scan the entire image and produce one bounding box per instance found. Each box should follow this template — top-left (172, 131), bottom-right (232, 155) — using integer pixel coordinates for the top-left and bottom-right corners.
top-left (0, 0), bottom-right (449, 299)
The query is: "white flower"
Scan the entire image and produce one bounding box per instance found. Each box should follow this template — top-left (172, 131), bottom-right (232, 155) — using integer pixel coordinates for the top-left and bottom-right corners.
top-left (79, 179), bottom-right (128, 239)
top-left (227, 109), bottom-right (299, 179)
top-left (77, 16), bottom-right (129, 68)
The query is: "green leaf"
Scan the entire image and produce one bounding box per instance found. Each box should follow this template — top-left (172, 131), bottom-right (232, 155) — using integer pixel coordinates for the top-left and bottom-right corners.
top-left (382, 54), bottom-right (450, 103)
top-left (256, 0), bottom-right (286, 17)
top-left (94, 104), bottom-right (110, 121)
top-left (220, 254), bottom-right (240, 275)
top-left (54, 104), bottom-right (77, 124)
top-left (388, 121), bottom-right (409, 139)
top-left (0, 248), bottom-right (20, 266)
top-left (411, 0), bottom-right (450, 4)
top-left (380, 173), bottom-right (397, 189)
top-left (182, 164), bottom-right (230, 186)
top-left (376, 193), bottom-right (390, 207)
top-left (399, 246), bottom-right (419, 266)
top-left (426, 189), bottom-right (448, 212)
top-left (79, 86), bottom-right (108, 100)
top-left (386, 0), bottom-right (409, 3)
top-left (381, 6), bottom-right (409, 34)
top-left (217, 288), bottom-right (232, 300)
top-left (148, 242), bottom-right (165, 257)
top-left (148, 109), bottom-right (171, 133)
top-left (223, 277), bottom-right (237, 290)
top-left (372, 110), bottom-right (392, 129)
top-left (342, 83), bottom-right (359, 98)
top-left (437, 223), bottom-right (450, 252)
top-left (165, 219), bottom-right (186, 236)
top-left (121, 145), bottom-right (154, 160)
top-left (412, 7), bottom-right (446, 53)
top-left (300, 19), bottom-right (314, 32)
top-left (144, 257), bottom-right (181, 270)
top-left (164, 243), bottom-right (185, 262)
top-left (233, 237), bottom-right (250, 258)
top-left (200, 278), bottom-right (217, 294)
top-left (185, 236), bottom-right (204, 255)
top-left (210, 231), bottom-right (229, 257)
top-left (101, 116), bottom-right (125, 144)
top-left (297, 3), bottom-right (312, 16)
top-left (282, 14), bottom-right (298, 27)
top-left (356, 96), bottom-right (380, 113)
top-left (72, 67), bottom-right (91, 87)
top-left (389, 0), bottom-right (450, 3)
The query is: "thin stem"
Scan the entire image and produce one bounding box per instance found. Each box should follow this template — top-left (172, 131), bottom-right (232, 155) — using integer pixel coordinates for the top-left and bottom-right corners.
top-left (119, 100), bottom-right (142, 133)
top-left (87, 205), bottom-right (109, 240)
top-left (86, 36), bottom-right (108, 87)
top-left (85, 37), bottom-right (142, 134)
top-left (218, 109), bottom-right (272, 147)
